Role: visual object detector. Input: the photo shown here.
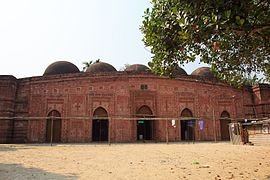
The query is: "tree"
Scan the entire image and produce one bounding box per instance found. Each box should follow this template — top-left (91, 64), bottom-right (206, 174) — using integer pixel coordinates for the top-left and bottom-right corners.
top-left (82, 59), bottom-right (100, 72)
top-left (119, 63), bottom-right (131, 71)
top-left (141, 0), bottom-right (270, 87)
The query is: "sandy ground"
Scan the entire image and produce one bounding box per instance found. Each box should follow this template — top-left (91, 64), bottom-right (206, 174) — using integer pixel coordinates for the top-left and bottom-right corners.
top-left (0, 142), bottom-right (270, 180)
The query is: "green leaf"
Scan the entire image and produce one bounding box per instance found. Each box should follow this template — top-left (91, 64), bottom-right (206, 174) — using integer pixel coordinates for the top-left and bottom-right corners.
top-left (225, 10), bottom-right (231, 19)
top-left (239, 19), bottom-right (245, 26)
top-left (172, 7), bottom-right (177, 14)
top-left (141, 0), bottom-right (270, 87)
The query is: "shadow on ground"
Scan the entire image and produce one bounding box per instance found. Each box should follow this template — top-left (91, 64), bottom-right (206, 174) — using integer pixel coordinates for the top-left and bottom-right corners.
top-left (0, 145), bottom-right (33, 152)
top-left (0, 163), bottom-right (78, 180)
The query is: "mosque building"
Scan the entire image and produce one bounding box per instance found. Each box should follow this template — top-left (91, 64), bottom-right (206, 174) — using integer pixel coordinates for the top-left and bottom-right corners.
top-left (0, 61), bottom-right (269, 143)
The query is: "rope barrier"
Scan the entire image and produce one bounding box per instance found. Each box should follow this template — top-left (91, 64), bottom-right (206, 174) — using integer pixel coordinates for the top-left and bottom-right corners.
top-left (0, 116), bottom-right (197, 120)
top-left (0, 116), bottom-right (268, 121)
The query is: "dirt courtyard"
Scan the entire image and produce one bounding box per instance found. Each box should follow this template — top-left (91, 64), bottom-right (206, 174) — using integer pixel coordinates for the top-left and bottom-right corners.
top-left (0, 142), bottom-right (270, 180)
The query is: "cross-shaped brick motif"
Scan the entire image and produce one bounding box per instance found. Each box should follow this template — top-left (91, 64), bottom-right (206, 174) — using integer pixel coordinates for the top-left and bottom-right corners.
top-left (74, 103), bottom-right (80, 111)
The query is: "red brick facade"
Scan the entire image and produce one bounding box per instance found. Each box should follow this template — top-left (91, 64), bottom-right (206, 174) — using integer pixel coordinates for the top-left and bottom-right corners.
top-left (1, 66), bottom-right (270, 143)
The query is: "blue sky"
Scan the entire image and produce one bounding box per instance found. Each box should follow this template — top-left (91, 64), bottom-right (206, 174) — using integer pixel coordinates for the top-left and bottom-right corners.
top-left (0, 0), bottom-right (205, 78)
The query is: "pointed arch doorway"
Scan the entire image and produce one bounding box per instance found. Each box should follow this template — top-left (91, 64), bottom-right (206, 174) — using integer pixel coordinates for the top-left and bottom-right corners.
top-left (180, 108), bottom-right (195, 141)
top-left (92, 107), bottom-right (109, 142)
top-left (220, 111), bottom-right (231, 140)
top-left (46, 110), bottom-right (62, 143)
top-left (136, 105), bottom-right (154, 141)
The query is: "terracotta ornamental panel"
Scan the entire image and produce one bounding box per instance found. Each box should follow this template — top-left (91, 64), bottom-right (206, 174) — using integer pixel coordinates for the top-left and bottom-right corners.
top-left (30, 95), bottom-right (44, 116)
top-left (90, 93), bottom-right (113, 115)
top-left (69, 95), bottom-right (86, 116)
top-left (116, 96), bottom-right (129, 116)
top-left (46, 99), bottom-right (64, 114)
top-left (131, 90), bottom-right (157, 116)
top-left (177, 91), bottom-right (195, 103)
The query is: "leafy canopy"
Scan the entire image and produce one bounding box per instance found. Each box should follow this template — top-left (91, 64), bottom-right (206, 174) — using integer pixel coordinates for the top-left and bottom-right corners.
top-left (141, 0), bottom-right (270, 86)
top-left (82, 59), bottom-right (100, 72)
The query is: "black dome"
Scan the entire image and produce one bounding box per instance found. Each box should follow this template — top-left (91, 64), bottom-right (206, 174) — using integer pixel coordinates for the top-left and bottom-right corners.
top-left (86, 62), bottom-right (117, 73)
top-left (43, 61), bottom-right (80, 76)
top-left (173, 66), bottom-right (187, 76)
top-left (125, 64), bottom-right (150, 73)
top-left (191, 67), bottom-right (214, 78)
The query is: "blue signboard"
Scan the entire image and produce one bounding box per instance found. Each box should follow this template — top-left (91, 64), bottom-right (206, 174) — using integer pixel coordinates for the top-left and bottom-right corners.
top-left (199, 119), bottom-right (204, 130)
top-left (187, 120), bottom-right (195, 127)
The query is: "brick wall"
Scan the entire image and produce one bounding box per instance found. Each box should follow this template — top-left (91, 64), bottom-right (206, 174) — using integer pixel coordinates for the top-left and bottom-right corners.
top-left (0, 75), bottom-right (17, 143)
top-left (1, 72), bottom-right (265, 143)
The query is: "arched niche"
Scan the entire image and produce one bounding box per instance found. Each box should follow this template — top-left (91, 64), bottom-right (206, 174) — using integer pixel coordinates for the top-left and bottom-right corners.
top-left (93, 107), bottom-right (108, 118)
top-left (136, 105), bottom-right (153, 117)
top-left (136, 105), bottom-right (154, 141)
top-left (92, 107), bottom-right (109, 142)
top-left (220, 111), bottom-right (231, 141)
top-left (180, 108), bottom-right (195, 141)
top-left (180, 108), bottom-right (193, 117)
top-left (46, 110), bottom-right (62, 143)
top-left (221, 111), bottom-right (230, 119)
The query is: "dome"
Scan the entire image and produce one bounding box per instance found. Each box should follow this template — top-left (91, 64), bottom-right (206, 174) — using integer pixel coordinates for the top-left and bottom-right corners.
top-left (43, 61), bottom-right (80, 76)
top-left (191, 67), bottom-right (214, 78)
top-left (172, 66), bottom-right (187, 76)
top-left (125, 64), bottom-right (150, 73)
top-left (86, 62), bottom-right (117, 73)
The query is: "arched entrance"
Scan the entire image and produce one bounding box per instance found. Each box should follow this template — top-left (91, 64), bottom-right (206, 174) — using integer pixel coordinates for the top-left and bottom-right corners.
top-left (92, 107), bottom-right (109, 141)
top-left (220, 111), bottom-right (231, 140)
top-left (46, 110), bottom-right (62, 143)
top-left (136, 105), bottom-right (154, 141)
top-left (180, 108), bottom-right (195, 141)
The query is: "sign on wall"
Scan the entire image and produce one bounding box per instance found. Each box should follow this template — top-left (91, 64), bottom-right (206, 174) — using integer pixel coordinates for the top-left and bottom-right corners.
top-left (199, 118), bottom-right (204, 130)
top-left (171, 119), bottom-right (176, 127)
top-left (263, 124), bottom-right (269, 134)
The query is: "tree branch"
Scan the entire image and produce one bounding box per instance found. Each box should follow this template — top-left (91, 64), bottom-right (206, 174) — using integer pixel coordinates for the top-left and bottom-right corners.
top-left (249, 24), bottom-right (270, 34)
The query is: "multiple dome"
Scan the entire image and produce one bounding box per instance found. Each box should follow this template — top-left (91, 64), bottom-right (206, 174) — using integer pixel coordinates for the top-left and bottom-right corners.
top-left (125, 64), bottom-right (150, 73)
top-left (172, 66), bottom-right (188, 76)
top-left (191, 67), bottom-right (214, 78)
top-left (43, 61), bottom-right (213, 78)
top-left (86, 62), bottom-right (117, 73)
top-left (43, 61), bottom-right (80, 76)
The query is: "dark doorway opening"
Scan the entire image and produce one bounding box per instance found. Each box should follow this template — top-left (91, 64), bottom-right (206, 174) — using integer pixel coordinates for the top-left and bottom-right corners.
top-left (137, 120), bottom-right (153, 140)
top-left (220, 111), bottom-right (231, 141)
top-left (180, 108), bottom-right (195, 141)
top-left (136, 105), bottom-right (154, 141)
top-left (92, 107), bottom-right (109, 142)
top-left (46, 110), bottom-right (62, 143)
top-left (181, 120), bottom-right (195, 140)
top-left (92, 120), bottom-right (108, 141)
